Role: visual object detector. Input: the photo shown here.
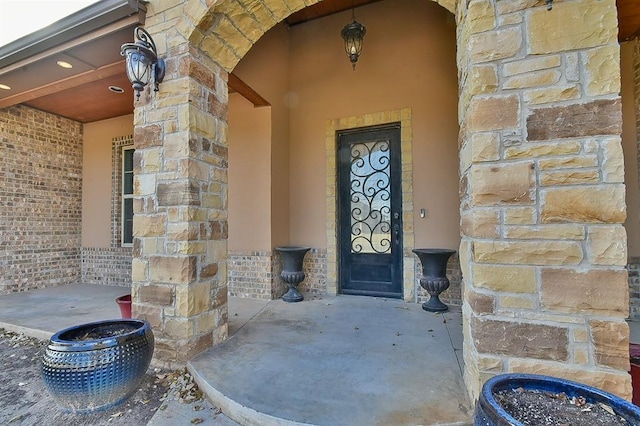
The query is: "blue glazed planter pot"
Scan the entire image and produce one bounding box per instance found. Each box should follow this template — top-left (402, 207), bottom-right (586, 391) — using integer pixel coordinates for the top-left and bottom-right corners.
top-left (42, 319), bottom-right (154, 413)
top-left (474, 373), bottom-right (640, 426)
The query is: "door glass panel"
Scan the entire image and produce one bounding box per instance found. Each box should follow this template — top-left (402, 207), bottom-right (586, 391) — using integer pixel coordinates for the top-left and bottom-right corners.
top-left (350, 139), bottom-right (391, 254)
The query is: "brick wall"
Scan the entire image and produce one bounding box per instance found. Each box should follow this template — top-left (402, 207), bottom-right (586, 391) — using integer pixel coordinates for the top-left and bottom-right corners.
top-left (81, 247), bottom-right (132, 286)
top-left (0, 105), bottom-right (83, 293)
top-left (629, 257), bottom-right (640, 320)
top-left (228, 248), bottom-right (327, 299)
top-left (228, 251), bottom-right (275, 299)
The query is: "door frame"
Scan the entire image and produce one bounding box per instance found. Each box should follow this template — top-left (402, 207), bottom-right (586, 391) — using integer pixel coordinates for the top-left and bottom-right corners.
top-left (325, 108), bottom-right (415, 302)
top-left (337, 123), bottom-right (404, 298)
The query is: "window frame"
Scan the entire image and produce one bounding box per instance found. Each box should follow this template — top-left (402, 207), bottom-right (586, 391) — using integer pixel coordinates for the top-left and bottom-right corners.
top-left (121, 145), bottom-right (135, 247)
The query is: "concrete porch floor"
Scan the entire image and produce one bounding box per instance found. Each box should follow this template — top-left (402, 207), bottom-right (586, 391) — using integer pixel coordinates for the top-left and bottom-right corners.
top-left (24, 283), bottom-right (640, 424)
top-left (0, 284), bottom-right (472, 425)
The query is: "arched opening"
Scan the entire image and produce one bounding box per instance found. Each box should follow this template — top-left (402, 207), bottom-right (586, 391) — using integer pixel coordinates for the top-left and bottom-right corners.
top-left (131, 0), bottom-right (633, 411)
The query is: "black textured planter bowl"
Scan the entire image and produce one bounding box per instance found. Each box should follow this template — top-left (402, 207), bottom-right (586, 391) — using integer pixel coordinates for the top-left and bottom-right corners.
top-left (474, 373), bottom-right (640, 426)
top-left (42, 319), bottom-right (154, 413)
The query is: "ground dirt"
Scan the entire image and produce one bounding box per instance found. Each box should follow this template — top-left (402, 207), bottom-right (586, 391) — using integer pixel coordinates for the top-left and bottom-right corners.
top-left (0, 328), bottom-right (175, 425)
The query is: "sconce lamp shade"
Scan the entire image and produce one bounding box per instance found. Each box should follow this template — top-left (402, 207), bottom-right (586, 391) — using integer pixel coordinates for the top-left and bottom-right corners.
top-left (121, 27), bottom-right (166, 99)
top-left (341, 20), bottom-right (366, 70)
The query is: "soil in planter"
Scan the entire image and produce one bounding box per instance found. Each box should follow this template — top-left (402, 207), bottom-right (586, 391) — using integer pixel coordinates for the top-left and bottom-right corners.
top-left (494, 387), bottom-right (632, 426)
top-left (65, 323), bottom-right (139, 341)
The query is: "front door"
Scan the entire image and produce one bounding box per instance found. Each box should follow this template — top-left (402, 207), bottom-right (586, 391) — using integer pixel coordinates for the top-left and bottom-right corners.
top-left (338, 124), bottom-right (403, 298)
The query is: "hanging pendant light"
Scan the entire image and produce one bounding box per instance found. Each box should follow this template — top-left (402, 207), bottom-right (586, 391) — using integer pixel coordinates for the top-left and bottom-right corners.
top-left (341, 6), bottom-right (366, 70)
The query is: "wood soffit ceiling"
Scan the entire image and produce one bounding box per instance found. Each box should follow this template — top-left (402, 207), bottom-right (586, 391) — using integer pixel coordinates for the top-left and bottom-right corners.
top-left (0, 0), bottom-right (637, 124)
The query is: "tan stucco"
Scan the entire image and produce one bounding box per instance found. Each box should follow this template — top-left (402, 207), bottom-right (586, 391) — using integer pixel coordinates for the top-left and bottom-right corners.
top-left (232, 23), bottom-right (291, 248)
top-left (81, 115), bottom-right (134, 248)
top-left (622, 42), bottom-right (640, 256)
top-left (229, 0), bottom-right (459, 250)
top-left (228, 95), bottom-right (272, 251)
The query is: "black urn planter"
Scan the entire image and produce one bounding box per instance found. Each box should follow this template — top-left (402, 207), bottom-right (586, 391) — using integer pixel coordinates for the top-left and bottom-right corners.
top-left (413, 248), bottom-right (456, 312)
top-left (41, 319), bottom-right (154, 413)
top-left (275, 246), bottom-right (311, 302)
top-left (475, 373), bottom-right (640, 425)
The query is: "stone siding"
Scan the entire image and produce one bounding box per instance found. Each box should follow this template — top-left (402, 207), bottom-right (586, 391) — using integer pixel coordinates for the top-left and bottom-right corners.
top-left (81, 247), bottom-right (132, 287)
top-left (0, 105), bottom-right (83, 293)
top-left (458, 0), bottom-right (630, 400)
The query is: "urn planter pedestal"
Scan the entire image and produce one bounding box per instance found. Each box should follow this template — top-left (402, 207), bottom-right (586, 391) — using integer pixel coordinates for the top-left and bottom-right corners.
top-left (412, 248), bottom-right (456, 312)
top-left (275, 246), bottom-right (311, 303)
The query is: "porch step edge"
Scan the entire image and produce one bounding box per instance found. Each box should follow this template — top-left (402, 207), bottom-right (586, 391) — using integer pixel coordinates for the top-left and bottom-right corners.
top-left (187, 362), bottom-right (313, 426)
top-left (0, 321), bottom-right (53, 341)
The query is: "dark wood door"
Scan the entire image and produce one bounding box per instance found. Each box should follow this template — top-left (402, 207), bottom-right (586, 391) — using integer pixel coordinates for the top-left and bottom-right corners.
top-left (338, 124), bottom-right (403, 298)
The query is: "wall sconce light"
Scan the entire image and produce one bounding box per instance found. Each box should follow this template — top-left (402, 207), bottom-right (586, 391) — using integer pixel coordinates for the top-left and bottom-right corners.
top-left (341, 7), bottom-right (366, 70)
top-left (120, 27), bottom-right (166, 100)
top-left (546, 0), bottom-right (553, 10)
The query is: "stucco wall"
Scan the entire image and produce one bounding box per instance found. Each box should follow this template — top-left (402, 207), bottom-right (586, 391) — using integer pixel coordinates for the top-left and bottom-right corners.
top-left (0, 105), bottom-right (83, 293)
top-left (233, 23), bottom-right (291, 248)
top-left (82, 114), bottom-right (134, 248)
top-left (228, 96), bottom-right (272, 251)
top-left (229, 0), bottom-right (459, 250)
top-left (622, 42), bottom-right (640, 257)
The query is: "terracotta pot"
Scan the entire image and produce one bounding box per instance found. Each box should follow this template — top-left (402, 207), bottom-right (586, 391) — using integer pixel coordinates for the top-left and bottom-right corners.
top-left (116, 294), bottom-right (132, 319)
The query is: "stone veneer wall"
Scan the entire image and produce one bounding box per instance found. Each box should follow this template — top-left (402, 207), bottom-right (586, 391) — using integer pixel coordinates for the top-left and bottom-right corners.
top-left (81, 135), bottom-right (133, 285)
top-left (457, 0), bottom-right (630, 400)
top-left (0, 105), bottom-right (83, 293)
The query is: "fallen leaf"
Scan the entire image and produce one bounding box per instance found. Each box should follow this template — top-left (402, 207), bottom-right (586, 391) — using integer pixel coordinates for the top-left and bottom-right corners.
top-left (8, 414), bottom-right (24, 423)
top-left (599, 402), bottom-right (615, 415)
top-left (191, 418), bottom-right (204, 424)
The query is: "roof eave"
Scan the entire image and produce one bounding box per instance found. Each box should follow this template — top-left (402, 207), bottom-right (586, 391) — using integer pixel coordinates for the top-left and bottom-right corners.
top-left (0, 0), bottom-right (145, 69)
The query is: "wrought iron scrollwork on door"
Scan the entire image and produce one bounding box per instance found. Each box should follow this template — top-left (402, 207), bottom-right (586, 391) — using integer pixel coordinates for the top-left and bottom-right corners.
top-left (349, 139), bottom-right (391, 254)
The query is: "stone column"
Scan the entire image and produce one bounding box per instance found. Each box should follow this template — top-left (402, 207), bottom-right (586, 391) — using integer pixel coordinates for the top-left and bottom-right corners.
top-left (130, 6), bottom-right (229, 367)
top-left (458, 0), bottom-right (630, 400)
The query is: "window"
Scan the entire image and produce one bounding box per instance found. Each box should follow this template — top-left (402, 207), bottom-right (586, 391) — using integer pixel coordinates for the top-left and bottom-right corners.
top-left (122, 146), bottom-right (134, 246)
